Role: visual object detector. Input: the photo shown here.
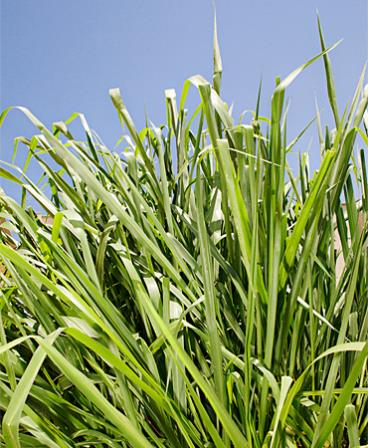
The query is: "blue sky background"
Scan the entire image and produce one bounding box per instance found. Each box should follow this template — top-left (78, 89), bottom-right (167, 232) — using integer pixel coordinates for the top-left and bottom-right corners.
top-left (1, 0), bottom-right (367, 199)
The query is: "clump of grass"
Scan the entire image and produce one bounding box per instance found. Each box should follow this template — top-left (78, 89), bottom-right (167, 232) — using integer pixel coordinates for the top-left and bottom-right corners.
top-left (0, 17), bottom-right (367, 448)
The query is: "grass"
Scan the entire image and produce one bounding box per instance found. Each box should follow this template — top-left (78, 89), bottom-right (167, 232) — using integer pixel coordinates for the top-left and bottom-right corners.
top-left (0, 16), bottom-right (368, 447)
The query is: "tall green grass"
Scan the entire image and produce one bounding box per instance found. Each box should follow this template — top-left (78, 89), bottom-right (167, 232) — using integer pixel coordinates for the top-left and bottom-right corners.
top-left (0, 18), bottom-right (368, 447)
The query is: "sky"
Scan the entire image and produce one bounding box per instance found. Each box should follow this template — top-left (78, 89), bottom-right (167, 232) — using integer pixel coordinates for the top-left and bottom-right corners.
top-left (1, 0), bottom-right (368, 199)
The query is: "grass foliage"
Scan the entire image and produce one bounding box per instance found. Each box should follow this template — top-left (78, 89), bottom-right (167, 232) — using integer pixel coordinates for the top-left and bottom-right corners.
top-left (1, 17), bottom-right (368, 447)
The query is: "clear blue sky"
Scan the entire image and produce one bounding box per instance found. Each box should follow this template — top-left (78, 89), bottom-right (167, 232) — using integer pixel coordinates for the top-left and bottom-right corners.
top-left (1, 0), bottom-right (367, 197)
